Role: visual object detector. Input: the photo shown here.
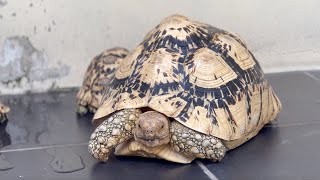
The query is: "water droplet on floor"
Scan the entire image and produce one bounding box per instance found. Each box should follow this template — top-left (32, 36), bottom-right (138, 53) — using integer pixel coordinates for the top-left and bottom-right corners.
top-left (46, 147), bottom-right (85, 173)
top-left (0, 154), bottom-right (14, 171)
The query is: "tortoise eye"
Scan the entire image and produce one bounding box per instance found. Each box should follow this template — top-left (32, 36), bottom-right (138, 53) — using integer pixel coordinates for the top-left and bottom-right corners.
top-left (161, 125), bottom-right (164, 129)
top-left (138, 124), bottom-right (141, 128)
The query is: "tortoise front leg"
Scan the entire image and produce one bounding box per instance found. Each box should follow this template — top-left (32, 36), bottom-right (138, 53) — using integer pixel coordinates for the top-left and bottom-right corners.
top-left (88, 109), bottom-right (142, 162)
top-left (170, 121), bottom-right (226, 162)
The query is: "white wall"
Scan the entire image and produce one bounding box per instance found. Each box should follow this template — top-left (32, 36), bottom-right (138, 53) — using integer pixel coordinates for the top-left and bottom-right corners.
top-left (1, 0), bottom-right (320, 94)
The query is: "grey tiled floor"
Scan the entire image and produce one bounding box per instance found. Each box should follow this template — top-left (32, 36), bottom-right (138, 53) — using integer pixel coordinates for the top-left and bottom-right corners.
top-left (0, 71), bottom-right (320, 180)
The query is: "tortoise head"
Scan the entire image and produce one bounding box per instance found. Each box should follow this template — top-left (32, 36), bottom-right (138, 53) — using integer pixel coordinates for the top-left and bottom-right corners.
top-left (133, 111), bottom-right (170, 148)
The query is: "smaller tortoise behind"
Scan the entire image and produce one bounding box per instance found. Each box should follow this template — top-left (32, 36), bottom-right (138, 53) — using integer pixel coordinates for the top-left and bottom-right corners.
top-left (76, 48), bottom-right (129, 115)
top-left (0, 102), bottom-right (10, 123)
top-left (88, 14), bottom-right (282, 164)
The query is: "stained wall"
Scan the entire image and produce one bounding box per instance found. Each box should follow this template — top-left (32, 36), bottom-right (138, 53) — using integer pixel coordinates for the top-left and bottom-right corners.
top-left (1, 0), bottom-right (319, 94)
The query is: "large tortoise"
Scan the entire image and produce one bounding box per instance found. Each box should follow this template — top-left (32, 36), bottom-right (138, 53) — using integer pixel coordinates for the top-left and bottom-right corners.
top-left (88, 15), bottom-right (282, 163)
top-left (76, 48), bottom-right (129, 115)
top-left (0, 102), bottom-right (10, 123)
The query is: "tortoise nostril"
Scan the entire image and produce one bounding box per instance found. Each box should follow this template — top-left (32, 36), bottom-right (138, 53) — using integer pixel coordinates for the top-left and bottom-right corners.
top-left (145, 127), bottom-right (155, 136)
top-left (146, 130), bottom-right (153, 134)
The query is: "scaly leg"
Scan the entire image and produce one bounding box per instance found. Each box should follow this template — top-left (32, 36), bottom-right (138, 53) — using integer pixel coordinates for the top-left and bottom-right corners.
top-left (170, 121), bottom-right (226, 162)
top-left (88, 108), bottom-right (142, 162)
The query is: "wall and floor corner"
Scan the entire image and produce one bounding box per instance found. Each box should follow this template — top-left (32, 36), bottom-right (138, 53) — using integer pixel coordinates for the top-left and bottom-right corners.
top-left (1, 0), bottom-right (320, 94)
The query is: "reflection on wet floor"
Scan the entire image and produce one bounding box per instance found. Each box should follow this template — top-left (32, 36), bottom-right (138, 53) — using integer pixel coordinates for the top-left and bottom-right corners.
top-left (0, 154), bottom-right (13, 171)
top-left (0, 91), bottom-right (89, 173)
top-left (0, 120), bottom-right (11, 148)
top-left (0, 120), bottom-right (13, 171)
top-left (46, 147), bottom-right (85, 173)
top-left (0, 91), bottom-right (94, 147)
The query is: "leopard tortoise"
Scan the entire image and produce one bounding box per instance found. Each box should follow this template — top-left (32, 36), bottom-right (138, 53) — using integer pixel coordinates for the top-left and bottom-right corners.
top-left (76, 48), bottom-right (129, 115)
top-left (0, 102), bottom-right (10, 123)
top-left (88, 15), bottom-right (282, 164)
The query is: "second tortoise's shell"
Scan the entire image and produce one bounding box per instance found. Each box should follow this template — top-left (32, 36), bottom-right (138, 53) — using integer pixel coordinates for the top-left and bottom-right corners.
top-left (94, 15), bottom-right (282, 141)
top-left (77, 48), bottom-right (129, 111)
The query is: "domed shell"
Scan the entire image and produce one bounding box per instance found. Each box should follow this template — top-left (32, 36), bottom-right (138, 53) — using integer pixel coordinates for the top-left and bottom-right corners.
top-left (94, 15), bottom-right (282, 141)
top-left (77, 48), bottom-right (129, 111)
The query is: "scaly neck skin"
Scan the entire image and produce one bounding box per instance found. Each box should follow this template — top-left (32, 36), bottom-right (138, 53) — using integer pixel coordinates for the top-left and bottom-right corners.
top-left (133, 111), bottom-right (171, 148)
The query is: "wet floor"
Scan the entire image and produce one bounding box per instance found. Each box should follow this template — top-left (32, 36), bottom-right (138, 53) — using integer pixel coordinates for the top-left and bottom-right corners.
top-left (0, 71), bottom-right (320, 180)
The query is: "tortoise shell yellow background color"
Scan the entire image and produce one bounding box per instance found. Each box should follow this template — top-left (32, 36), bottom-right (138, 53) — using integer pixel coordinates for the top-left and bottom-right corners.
top-left (94, 15), bottom-right (282, 141)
